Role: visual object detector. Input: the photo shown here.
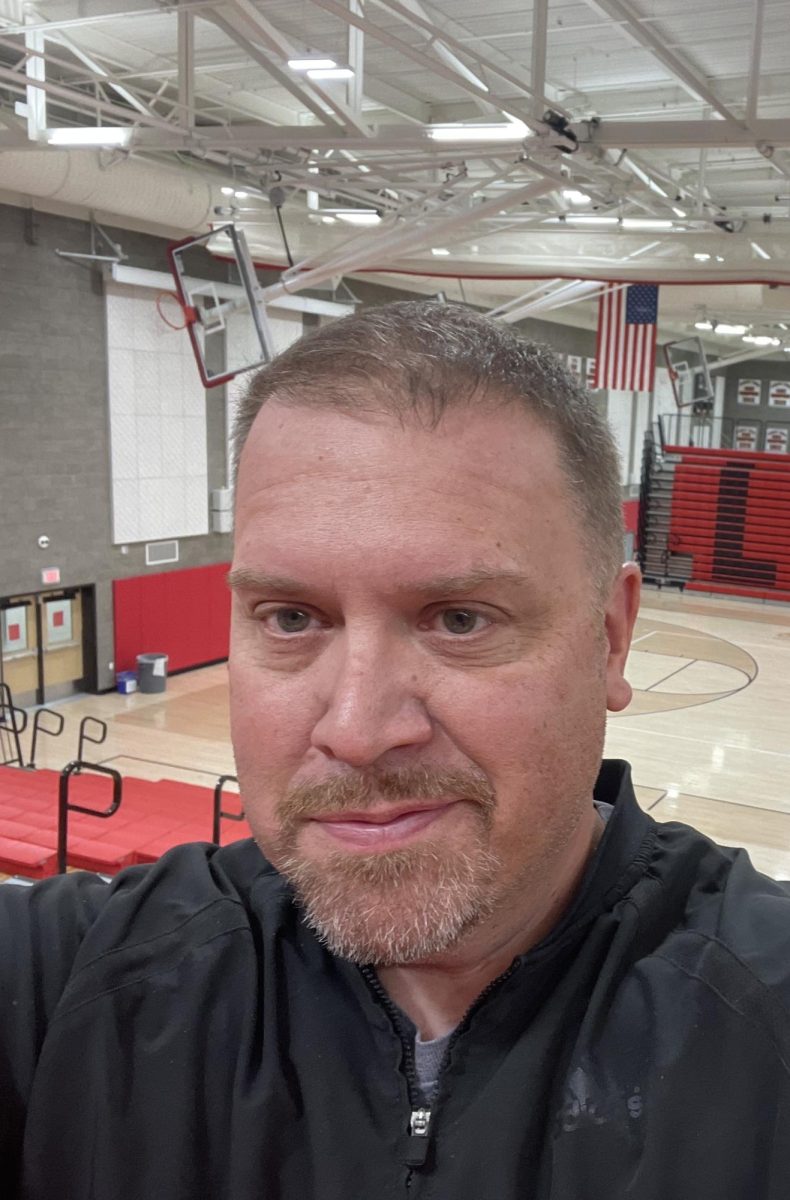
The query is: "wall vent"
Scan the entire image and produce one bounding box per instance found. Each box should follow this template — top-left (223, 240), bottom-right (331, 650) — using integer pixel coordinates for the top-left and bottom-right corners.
top-left (145, 540), bottom-right (179, 567)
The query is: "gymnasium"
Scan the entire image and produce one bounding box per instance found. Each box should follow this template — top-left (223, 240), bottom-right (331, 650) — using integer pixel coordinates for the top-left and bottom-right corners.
top-left (1, 0), bottom-right (788, 888)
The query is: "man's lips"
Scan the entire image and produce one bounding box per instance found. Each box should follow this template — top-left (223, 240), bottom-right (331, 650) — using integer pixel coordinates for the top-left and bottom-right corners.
top-left (309, 801), bottom-right (458, 848)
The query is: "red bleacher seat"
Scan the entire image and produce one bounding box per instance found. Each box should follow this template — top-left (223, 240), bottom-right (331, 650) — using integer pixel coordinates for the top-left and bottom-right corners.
top-left (0, 838), bottom-right (57, 879)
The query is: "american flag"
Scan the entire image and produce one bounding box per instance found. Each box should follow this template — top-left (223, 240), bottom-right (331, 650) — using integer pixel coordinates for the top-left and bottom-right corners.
top-left (593, 283), bottom-right (659, 392)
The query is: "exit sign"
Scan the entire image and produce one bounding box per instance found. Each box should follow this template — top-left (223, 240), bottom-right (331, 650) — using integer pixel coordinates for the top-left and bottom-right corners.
top-left (41, 567), bottom-right (61, 585)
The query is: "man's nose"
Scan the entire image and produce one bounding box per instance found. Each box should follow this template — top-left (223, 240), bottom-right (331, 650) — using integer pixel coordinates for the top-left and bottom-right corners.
top-left (310, 631), bottom-right (433, 768)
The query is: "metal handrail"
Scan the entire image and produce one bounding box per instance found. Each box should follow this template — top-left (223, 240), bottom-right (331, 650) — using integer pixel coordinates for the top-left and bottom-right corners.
top-left (76, 715), bottom-right (108, 766)
top-left (0, 682), bottom-right (27, 767)
top-left (212, 774), bottom-right (244, 844)
top-left (57, 760), bottom-right (123, 874)
top-left (28, 707), bottom-right (65, 769)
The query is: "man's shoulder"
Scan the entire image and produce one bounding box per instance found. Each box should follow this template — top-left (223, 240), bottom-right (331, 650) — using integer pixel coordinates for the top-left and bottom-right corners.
top-left (1, 839), bottom-right (289, 1016)
top-left (645, 819), bottom-right (790, 1028)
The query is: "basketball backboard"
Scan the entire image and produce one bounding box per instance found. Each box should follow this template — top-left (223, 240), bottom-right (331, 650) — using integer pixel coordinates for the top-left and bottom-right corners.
top-left (663, 336), bottom-right (714, 410)
top-left (167, 224), bottom-right (274, 388)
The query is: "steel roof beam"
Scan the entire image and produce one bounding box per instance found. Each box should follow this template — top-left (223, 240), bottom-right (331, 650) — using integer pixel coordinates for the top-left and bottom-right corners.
top-left (582, 0), bottom-right (740, 123)
top-left (746, 0), bottom-right (765, 126)
top-left (307, 0), bottom-right (542, 131)
top-left (177, 4), bottom-right (195, 130)
top-left (203, 11), bottom-right (344, 129)
top-left (369, 0), bottom-right (571, 118)
top-left (212, 0), bottom-right (371, 135)
top-left (530, 0), bottom-right (548, 122)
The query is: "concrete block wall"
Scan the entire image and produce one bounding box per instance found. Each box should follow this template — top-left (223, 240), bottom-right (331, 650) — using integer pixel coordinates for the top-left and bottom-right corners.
top-left (0, 204), bottom-right (250, 691)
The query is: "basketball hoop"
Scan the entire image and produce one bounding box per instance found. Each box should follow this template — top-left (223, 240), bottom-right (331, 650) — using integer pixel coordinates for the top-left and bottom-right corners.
top-left (156, 290), bottom-right (190, 331)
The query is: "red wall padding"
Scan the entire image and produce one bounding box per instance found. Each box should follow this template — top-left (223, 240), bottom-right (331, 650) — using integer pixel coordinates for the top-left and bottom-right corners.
top-left (664, 444), bottom-right (790, 600)
top-left (113, 563), bottom-right (231, 674)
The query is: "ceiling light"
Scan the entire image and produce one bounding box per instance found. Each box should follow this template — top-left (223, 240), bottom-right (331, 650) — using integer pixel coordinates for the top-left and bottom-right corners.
top-left (743, 334), bottom-right (780, 346)
top-left (321, 215), bottom-right (337, 224)
top-left (694, 252), bottom-right (711, 262)
top-left (431, 248), bottom-right (450, 256)
top-left (333, 209), bottom-right (381, 225)
top-left (621, 218), bottom-right (674, 231)
top-left (307, 66), bottom-right (354, 80)
top-left (562, 189), bottom-right (591, 205)
top-left (751, 241), bottom-right (771, 260)
top-left (777, 323), bottom-right (788, 331)
top-left (695, 320), bottom-right (714, 331)
top-left (716, 255), bottom-right (725, 262)
top-left (715, 323), bottom-right (747, 336)
top-left (220, 186), bottom-right (235, 196)
top-left (234, 190), bottom-right (248, 199)
top-left (288, 57), bottom-right (337, 71)
top-left (428, 120), bottom-right (530, 142)
top-left (47, 126), bottom-right (131, 146)
top-left (673, 206), bottom-right (687, 218)
top-left (564, 215), bottom-right (619, 226)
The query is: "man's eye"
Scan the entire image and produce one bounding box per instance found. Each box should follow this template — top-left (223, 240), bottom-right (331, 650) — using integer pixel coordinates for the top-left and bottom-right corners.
top-left (439, 609), bottom-right (486, 635)
top-left (270, 608), bottom-right (314, 634)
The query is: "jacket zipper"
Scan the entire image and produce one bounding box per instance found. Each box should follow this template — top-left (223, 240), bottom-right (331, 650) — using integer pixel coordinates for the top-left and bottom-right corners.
top-left (360, 959), bottom-right (520, 1188)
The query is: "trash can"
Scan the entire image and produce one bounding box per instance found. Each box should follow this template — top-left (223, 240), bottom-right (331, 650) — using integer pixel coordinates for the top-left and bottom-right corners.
top-left (116, 670), bottom-right (137, 695)
top-left (137, 652), bottom-right (169, 694)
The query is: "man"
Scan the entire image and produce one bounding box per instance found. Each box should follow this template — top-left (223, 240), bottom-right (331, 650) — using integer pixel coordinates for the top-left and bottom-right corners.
top-left (1, 301), bottom-right (789, 1199)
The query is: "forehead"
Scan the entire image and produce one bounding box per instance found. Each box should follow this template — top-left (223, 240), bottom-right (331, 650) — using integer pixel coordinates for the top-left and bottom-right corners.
top-left (233, 401), bottom-right (586, 586)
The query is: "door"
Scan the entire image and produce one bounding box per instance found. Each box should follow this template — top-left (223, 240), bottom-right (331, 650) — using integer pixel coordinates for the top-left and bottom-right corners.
top-left (0, 588), bottom-right (94, 707)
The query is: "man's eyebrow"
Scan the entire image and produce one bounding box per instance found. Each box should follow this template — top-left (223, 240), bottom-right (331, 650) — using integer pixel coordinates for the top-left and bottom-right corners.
top-left (227, 567), bottom-right (532, 596)
top-left (226, 568), bottom-right (305, 594)
top-left (407, 569), bottom-right (531, 596)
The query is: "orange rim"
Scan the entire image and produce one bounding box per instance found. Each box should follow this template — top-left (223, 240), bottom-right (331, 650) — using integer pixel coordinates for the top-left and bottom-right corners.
top-left (156, 290), bottom-right (188, 330)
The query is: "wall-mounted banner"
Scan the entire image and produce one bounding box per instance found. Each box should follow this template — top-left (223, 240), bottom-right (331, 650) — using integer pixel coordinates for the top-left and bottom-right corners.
top-left (769, 380), bottom-right (790, 408)
top-left (765, 427), bottom-right (789, 454)
top-left (734, 423), bottom-right (759, 451)
top-left (737, 379), bottom-right (762, 405)
top-left (45, 598), bottom-right (72, 646)
top-left (566, 354), bottom-right (583, 380)
top-left (1, 606), bottom-right (28, 654)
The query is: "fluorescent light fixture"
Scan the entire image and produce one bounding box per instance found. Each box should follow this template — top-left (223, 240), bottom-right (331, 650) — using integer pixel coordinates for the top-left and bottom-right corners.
top-left (321, 215), bottom-right (337, 224)
top-left (562, 189), bottom-right (591, 205)
top-left (308, 66), bottom-right (354, 80)
top-left (673, 206), bottom-right (687, 218)
top-left (751, 241), bottom-right (771, 260)
top-left (220, 186), bottom-right (235, 196)
top-left (694, 320), bottom-right (713, 331)
top-left (716, 255), bottom-right (725, 262)
top-left (783, 345), bottom-right (790, 351)
top-left (743, 334), bottom-right (780, 346)
top-left (777, 323), bottom-right (788, 331)
top-left (288, 57), bottom-right (336, 71)
top-left (694, 252), bottom-right (711, 262)
top-left (715, 323), bottom-right (747, 336)
top-left (234, 190), bottom-right (248, 199)
top-left (333, 210), bottom-right (381, 225)
top-left (47, 126), bottom-right (131, 147)
top-left (621, 218), bottom-right (673, 231)
top-left (431, 248), bottom-right (450, 256)
top-left (564, 215), bottom-right (618, 226)
top-left (428, 120), bottom-right (529, 142)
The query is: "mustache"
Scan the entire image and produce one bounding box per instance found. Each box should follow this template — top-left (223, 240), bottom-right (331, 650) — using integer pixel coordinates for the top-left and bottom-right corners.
top-left (277, 766), bottom-right (496, 824)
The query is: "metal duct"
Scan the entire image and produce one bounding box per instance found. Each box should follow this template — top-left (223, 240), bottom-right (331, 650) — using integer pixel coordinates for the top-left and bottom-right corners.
top-left (0, 149), bottom-right (216, 232)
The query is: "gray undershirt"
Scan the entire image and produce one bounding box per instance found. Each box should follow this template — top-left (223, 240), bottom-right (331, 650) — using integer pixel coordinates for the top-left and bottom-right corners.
top-left (410, 799), bottom-right (615, 1106)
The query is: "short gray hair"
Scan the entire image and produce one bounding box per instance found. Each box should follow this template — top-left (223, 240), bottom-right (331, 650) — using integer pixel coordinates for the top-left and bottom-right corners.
top-left (233, 300), bottom-right (624, 594)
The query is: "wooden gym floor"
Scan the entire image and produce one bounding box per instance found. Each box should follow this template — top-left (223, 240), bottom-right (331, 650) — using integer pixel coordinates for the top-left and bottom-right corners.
top-left (11, 586), bottom-right (790, 882)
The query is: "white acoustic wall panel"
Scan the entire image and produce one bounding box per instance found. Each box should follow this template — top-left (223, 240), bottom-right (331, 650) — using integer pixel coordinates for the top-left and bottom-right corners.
top-left (106, 281), bottom-right (209, 544)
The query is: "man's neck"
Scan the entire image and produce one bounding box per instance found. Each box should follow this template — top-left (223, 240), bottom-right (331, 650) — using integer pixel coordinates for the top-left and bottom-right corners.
top-left (376, 807), bottom-right (605, 1040)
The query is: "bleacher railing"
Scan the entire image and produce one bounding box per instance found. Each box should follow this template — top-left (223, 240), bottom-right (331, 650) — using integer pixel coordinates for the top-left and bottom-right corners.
top-left (212, 774), bottom-right (245, 844)
top-left (58, 760), bottom-right (123, 874)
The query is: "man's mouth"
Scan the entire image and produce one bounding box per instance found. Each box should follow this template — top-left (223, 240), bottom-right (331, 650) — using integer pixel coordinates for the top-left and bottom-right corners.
top-left (309, 801), bottom-right (458, 848)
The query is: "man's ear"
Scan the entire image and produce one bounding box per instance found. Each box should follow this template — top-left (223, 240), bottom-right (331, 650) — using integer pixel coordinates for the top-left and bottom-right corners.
top-left (604, 562), bottom-right (642, 713)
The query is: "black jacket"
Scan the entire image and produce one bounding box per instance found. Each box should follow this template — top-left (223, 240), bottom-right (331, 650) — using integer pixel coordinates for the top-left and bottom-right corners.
top-left (2, 760), bottom-right (789, 1199)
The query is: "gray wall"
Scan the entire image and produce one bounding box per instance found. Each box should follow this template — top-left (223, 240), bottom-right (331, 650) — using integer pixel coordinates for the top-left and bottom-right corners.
top-left (0, 204), bottom-right (236, 690)
top-left (721, 356), bottom-right (790, 426)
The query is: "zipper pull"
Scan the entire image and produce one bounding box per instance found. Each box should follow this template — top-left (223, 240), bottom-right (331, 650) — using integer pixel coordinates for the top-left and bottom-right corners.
top-left (405, 1108), bottom-right (432, 1167)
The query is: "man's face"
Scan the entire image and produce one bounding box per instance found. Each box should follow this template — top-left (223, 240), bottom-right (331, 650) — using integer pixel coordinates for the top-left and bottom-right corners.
top-left (229, 399), bottom-right (638, 965)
